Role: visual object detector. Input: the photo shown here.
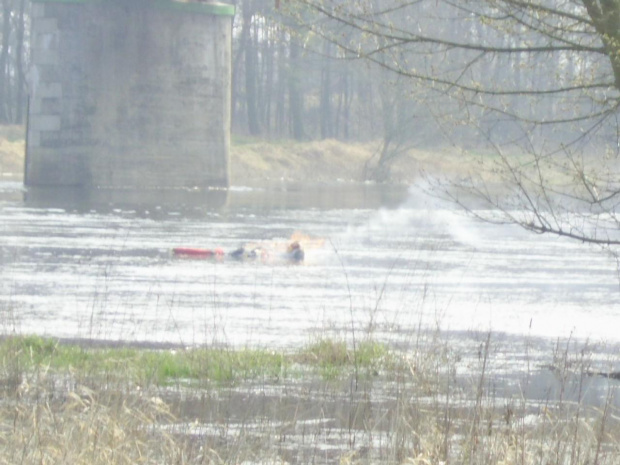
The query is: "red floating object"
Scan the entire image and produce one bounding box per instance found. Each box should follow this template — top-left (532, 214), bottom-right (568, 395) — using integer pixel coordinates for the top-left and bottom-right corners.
top-left (173, 247), bottom-right (224, 258)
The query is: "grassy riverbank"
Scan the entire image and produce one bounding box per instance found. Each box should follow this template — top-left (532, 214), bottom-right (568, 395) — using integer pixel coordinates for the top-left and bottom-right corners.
top-left (1, 334), bottom-right (619, 464)
top-left (0, 335), bottom-right (390, 386)
top-left (0, 125), bottom-right (25, 180)
top-left (0, 126), bottom-right (488, 185)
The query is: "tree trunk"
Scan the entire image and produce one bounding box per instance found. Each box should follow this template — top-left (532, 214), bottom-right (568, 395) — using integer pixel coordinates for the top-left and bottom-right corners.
top-left (288, 36), bottom-right (304, 140)
top-left (319, 41), bottom-right (332, 139)
top-left (242, 0), bottom-right (261, 135)
top-left (0, 0), bottom-right (11, 123)
top-left (262, 25), bottom-right (274, 135)
top-left (275, 29), bottom-right (286, 136)
top-left (231, 13), bottom-right (246, 132)
top-left (14, 0), bottom-right (26, 124)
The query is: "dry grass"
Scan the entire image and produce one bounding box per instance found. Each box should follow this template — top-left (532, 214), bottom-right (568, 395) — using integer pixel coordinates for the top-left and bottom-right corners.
top-left (229, 137), bottom-right (486, 185)
top-left (230, 138), bottom-right (384, 184)
top-left (0, 388), bottom-right (182, 464)
top-left (0, 125), bottom-right (25, 180)
top-left (0, 125), bottom-right (498, 186)
top-left (0, 333), bottom-right (618, 464)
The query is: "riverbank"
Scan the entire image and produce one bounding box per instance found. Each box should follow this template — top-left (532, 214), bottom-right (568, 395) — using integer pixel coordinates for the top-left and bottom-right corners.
top-left (0, 126), bottom-right (25, 180)
top-left (1, 333), bottom-right (618, 464)
top-left (0, 126), bottom-right (480, 185)
top-left (229, 137), bottom-right (447, 184)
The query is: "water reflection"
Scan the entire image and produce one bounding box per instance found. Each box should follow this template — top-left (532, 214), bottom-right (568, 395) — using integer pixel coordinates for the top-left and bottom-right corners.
top-left (23, 186), bottom-right (229, 216)
top-left (17, 182), bottom-right (410, 216)
top-left (226, 182), bottom-right (409, 211)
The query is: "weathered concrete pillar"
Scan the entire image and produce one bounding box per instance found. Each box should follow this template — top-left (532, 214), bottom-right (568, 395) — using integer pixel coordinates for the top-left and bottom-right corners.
top-left (26, 0), bottom-right (234, 189)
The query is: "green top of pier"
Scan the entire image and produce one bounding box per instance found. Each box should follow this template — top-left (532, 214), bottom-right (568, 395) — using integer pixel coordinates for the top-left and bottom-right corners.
top-left (31, 0), bottom-right (236, 16)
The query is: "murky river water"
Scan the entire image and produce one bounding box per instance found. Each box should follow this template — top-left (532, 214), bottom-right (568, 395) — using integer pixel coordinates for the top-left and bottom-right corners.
top-left (1, 180), bottom-right (620, 352)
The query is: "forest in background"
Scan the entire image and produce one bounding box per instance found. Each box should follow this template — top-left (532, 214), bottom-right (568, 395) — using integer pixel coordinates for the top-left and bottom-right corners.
top-left (0, 1), bottom-right (618, 184)
top-left (0, 0), bottom-right (439, 154)
top-left (2, 2), bottom-right (604, 145)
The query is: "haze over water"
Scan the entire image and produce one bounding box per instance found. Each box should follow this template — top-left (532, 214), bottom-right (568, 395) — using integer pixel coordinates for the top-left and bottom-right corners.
top-left (1, 181), bottom-right (619, 350)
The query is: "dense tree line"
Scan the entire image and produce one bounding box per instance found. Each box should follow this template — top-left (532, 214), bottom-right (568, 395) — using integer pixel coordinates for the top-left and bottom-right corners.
top-left (294, 0), bottom-right (620, 145)
top-left (230, 0), bottom-right (451, 179)
top-left (1, 0), bottom-right (413, 147)
top-left (294, 0), bottom-right (620, 246)
top-left (4, 1), bottom-right (618, 185)
top-left (231, 0), bottom-right (408, 144)
top-left (3, 0), bottom-right (612, 147)
top-left (231, 0), bottom-right (620, 180)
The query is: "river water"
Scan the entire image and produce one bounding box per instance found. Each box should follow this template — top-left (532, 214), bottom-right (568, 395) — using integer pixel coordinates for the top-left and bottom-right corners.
top-left (1, 180), bottom-right (620, 355)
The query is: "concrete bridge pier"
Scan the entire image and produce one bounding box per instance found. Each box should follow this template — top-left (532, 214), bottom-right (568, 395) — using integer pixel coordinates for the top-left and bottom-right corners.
top-left (26, 0), bottom-right (235, 189)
